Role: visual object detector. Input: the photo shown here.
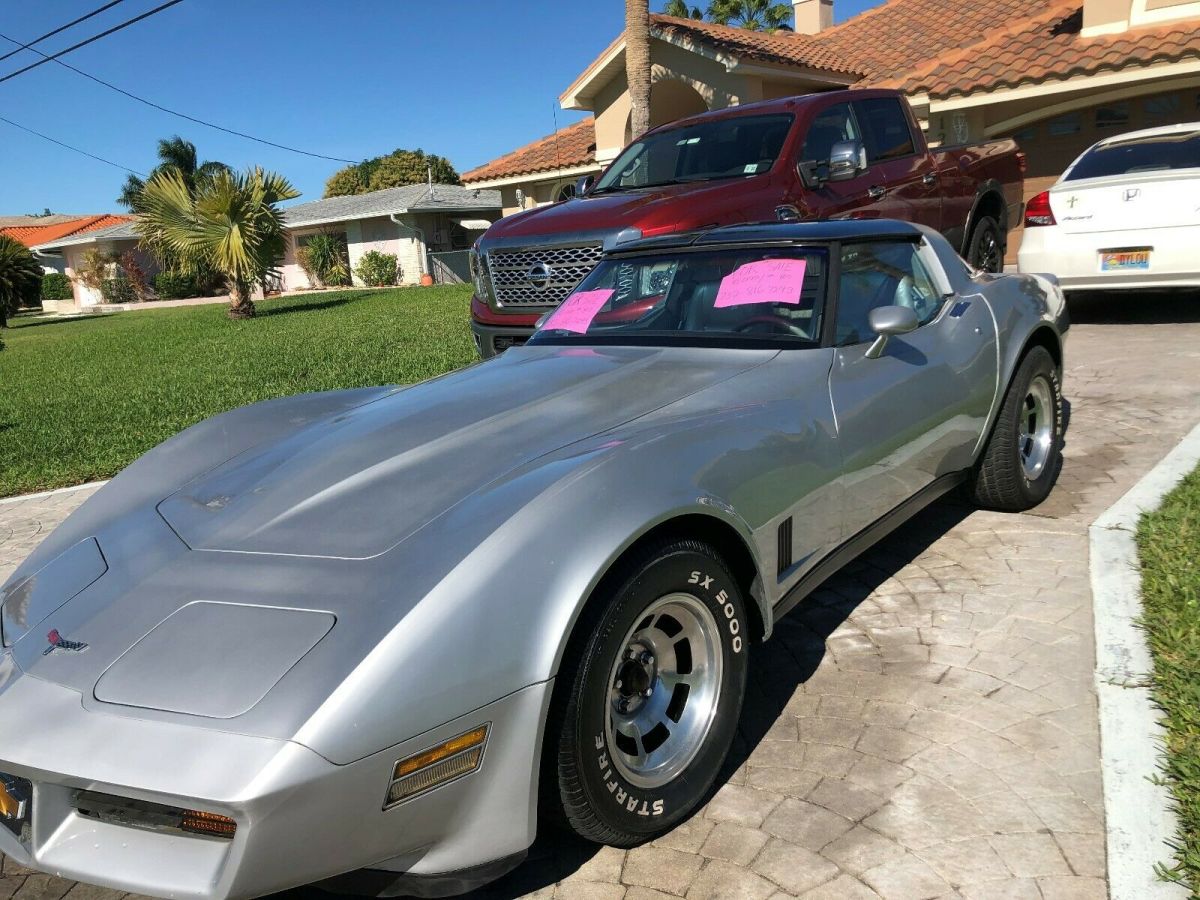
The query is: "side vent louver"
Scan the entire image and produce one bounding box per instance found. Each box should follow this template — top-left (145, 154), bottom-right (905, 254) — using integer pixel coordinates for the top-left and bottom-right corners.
top-left (777, 517), bottom-right (793, 576)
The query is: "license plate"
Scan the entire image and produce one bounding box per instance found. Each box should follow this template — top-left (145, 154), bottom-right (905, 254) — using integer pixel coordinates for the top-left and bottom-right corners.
top-left (0, 773), bottom-right (32, 839)
top-left (1100, 249), bottom-right (1150, 271)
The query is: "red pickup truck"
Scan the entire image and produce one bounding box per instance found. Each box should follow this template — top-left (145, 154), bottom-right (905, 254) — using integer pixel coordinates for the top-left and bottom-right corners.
top-left (470, 88), bottom-right (1023, 358)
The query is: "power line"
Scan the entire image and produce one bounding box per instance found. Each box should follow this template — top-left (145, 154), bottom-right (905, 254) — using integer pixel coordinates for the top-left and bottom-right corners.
top-left (0, 114), bottom-right (145, 176)
top-left (0, 0), bottom-right (131, 64)
top-left (0, 0), bottom-right (186, 86)
top-left (0, 31), bottom-right (358, 165)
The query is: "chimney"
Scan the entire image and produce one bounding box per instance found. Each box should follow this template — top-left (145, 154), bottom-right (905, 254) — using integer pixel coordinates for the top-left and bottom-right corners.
top-left (792, 0), bottom-right (833, 33)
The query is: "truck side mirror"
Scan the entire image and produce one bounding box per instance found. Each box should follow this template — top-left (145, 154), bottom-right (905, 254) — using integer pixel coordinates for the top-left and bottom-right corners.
top-left (576, 174), bottom-right (596, 197)
top-left (827, 140), bottom-right (867, 182)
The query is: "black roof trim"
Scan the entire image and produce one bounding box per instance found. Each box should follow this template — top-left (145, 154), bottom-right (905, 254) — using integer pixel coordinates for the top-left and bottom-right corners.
top-left (610, 219), bottom-right (922, 255)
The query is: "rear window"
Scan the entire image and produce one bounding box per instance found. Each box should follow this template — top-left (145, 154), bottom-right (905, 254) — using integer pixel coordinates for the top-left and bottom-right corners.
top-left (1065, 131), bottom-right (1200, 180)
top-left (854, 98), bottom-right (916, 162)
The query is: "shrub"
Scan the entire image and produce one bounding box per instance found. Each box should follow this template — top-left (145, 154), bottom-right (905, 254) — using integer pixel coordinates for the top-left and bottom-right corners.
top-left (119, 251), bottom-right (150, 302)
top-left (41, 272), bottom-right (72, 301)
top-left (154, 271), bottom-right (197, 299)
top-left (297, 232), bottom-right (350, 287)
top-left (354, 250), bottom-right (399, 287)
top-left (0, 234), bottom-right (42, 326)
top-left (76, 248), bottom-right (114, 291)
top-left (101, 277), bottom-right (135, 304)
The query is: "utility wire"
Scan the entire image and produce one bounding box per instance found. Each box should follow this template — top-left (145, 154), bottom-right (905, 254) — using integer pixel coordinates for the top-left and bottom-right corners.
top-left (0, 0), bottom-right (186, 86)
top-left (0, 114), bottom-right (145, 176)
top-left (0, 13), bottom-right (358, 164)
top-left (0, 0), bottom-right (130, 64)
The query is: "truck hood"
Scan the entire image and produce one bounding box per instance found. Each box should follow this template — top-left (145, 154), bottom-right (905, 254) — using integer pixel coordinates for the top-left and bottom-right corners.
top-left (156, 345), bottom-right (770, 559)
top-left (486, 177), bottom-right (774, 241)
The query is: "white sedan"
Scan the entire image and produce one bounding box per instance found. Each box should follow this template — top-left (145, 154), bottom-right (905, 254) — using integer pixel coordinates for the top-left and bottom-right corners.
top-left (1018, 122), bottom-right (1200, 291)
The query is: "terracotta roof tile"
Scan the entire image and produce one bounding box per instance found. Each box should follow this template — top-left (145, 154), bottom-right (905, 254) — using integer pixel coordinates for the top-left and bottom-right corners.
top-left (884, 7), bottom-right (1200, 97)
top-left (462, 117), bottom-right (596, 183)
top-left (1, 214), bottom-right (132, 248)
top-left (649, 14), bottom-right (864, 76)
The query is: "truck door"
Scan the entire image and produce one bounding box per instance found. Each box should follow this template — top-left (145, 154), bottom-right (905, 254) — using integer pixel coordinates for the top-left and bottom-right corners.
top-left (852, 96), bottom-right (943, 232)
top-left (787, 101), bottom-right (892, 223)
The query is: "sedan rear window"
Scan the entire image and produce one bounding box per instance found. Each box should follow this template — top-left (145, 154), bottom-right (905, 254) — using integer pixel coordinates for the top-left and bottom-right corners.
top-left (1065, 131), bottom-right (1200, 180)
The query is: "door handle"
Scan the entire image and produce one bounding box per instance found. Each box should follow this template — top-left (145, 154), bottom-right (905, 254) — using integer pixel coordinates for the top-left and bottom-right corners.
top-left (868, 186), bottom-right (886, 201)
top-left (922, 172), bottom-right (938, 186)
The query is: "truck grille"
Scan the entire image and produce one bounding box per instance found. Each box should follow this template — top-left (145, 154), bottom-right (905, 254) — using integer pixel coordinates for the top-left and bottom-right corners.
top-left (486, 244), bottom-right (604, 307)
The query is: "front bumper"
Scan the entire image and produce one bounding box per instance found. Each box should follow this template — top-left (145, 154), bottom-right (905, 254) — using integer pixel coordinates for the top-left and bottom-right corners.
top-left (1018, 225), bottom-right (1200, 292)
top-left (0, 667), bottom-right (551, 899)
top-left (470, 295), bottom-right (541, 359)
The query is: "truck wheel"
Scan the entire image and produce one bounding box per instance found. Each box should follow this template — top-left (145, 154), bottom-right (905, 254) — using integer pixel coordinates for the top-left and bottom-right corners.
top-left (967, 215), bottom-right (1003, 273)
top-left (969, 346), bottom-right (1063, 511)
top-left (551, 539), bottom-right (749, 846)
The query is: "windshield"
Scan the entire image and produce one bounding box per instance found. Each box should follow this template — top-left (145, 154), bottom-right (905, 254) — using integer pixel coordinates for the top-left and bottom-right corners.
top-left (527, 247), bottom-right (826, 348)
top-left (593, 114), bottom-right (794, 193)
top-left (1065, 130), bottom-right (1200, 180)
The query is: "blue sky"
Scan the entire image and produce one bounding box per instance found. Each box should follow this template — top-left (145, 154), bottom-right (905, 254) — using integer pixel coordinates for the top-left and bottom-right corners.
top-left (0, 0), bottom-right (881, 214)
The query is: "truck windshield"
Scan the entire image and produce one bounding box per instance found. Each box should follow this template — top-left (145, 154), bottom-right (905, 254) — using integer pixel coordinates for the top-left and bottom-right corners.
top-left (592, 114), bottom-right (794, 193)
top-left (1065, 130), bottom-right (1200, 180)
top-left (527, 247), bottom-right (826, 348)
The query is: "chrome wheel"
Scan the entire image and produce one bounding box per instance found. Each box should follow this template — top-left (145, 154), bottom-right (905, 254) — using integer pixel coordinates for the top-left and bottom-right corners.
top-left (975, 228), bottom-right (1001, 273)
top-left (604, 593), bottom-right (724, 790)
top-left (1019, 375), bottom-right (1054, 479)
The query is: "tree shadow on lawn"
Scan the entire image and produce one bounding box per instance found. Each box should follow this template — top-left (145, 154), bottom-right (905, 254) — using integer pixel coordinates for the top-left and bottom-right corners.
top-left (5, 314), bottom-right (117, 332)
top-left (259, 292), bottom-right (377, 319)
top-left (280, 497), bottom-right (975, 899)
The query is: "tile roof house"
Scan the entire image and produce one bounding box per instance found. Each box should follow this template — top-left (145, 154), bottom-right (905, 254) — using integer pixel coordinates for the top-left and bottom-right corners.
top-left (29, 220), bottom-right (148, 312)
top-left (1, 214), bottom-right (132, 275)
top-left (462, 0), bottom-right (1200, 259)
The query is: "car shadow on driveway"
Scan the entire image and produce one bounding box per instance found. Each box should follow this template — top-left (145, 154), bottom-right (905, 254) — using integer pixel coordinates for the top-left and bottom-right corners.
top-left (306, 498), bottom-right (976, 899)
top-left (1067, 289), bottom-right (1200, 324)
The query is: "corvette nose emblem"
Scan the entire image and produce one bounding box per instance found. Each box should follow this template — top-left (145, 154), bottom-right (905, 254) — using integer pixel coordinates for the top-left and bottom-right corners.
top-left (43, 629), bottom-right (88, 656)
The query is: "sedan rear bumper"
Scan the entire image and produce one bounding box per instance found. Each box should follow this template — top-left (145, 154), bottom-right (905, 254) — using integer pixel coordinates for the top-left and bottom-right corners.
top-left (1018, 225), bottom-right (1200, 291)
top-left (0, 668), bottom-right (551, 899)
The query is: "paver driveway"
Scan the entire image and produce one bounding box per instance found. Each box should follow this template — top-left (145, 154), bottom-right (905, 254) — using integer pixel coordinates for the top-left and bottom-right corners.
top-left (2, 294), bottom-right (1199, 900)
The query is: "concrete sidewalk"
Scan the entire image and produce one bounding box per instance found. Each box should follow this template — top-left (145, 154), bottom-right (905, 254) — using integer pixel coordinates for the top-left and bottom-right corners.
top-left (3, 294), bottom-right (1199, 899)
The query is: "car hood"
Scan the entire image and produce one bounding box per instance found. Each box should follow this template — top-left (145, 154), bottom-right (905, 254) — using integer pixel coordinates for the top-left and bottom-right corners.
top-left (156, 345), bottom-right (770, 559)
top-left (485, 177), bottom-right (773, 240)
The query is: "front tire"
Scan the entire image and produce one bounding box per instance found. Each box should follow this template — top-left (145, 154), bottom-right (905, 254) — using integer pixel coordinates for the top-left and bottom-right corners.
top-left (967, 215), bottom-right (1004, 273)
top-left (551, 539), bottom-right (749, 846)
top-left (969, 345), bottom-right (1063, 510)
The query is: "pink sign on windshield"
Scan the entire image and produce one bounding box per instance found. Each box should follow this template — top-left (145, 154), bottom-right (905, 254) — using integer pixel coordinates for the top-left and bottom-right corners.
top-left (541, 288), bottom-right (614, 334)
top-left (714, 258), bottom-right (808, 308)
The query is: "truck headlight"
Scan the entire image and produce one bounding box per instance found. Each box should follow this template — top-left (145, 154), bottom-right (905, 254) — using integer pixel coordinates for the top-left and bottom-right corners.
top-left (469, 248), bottom-right (491, 301)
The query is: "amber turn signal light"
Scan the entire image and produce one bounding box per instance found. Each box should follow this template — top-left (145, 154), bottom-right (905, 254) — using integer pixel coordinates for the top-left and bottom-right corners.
top-left (385, 724), bottom-right (489, 807)
top-left (179, 809), bottom-right (238, 839)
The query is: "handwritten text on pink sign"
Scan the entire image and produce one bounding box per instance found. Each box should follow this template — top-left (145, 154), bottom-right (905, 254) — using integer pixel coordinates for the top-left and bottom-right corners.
top-left (714, 258), bottom-right (808, 308)
top-left (541, 289), bottom-right (614, 334)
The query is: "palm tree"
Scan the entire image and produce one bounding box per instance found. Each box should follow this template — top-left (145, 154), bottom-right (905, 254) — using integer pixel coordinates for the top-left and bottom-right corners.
top-left (663, 0), bottom-right (703, 16)
top-left (626, 0), bottom-right (652, 140)
top-left (0, 235), bottom-right (42, 329)
top-left (136, 167), bottom-right (299, 320)
top-left (118, 136), bottom-right (231, 211)
top-left (706, 0), bottom-right (793, 29)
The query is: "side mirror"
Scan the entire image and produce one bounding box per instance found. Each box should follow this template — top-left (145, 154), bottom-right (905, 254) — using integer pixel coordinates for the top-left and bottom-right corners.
top-left (827, 140), bottom-right (867, 182)
top-left (576, 174), bottom-right (596, 197)
top-left (865, 305), bottom-right (919, 359)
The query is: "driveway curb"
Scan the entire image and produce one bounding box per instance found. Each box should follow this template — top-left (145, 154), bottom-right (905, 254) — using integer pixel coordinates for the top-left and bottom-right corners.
top-left (1091, 421), bottom-right (1200, 900)
top-left (0, 480), bottom-right (109, 505)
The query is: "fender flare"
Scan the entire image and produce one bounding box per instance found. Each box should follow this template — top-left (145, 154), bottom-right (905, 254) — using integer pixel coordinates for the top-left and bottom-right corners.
top-left (961, 181), bottom-right (1010, 256)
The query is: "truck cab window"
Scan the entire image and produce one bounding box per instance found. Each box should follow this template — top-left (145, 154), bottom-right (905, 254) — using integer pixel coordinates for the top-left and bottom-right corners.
top-left (836, 241), bottom-right (943, 345)
top-left (801, 103), bottom-right (860, 163)
top-left (854, 98), bottom-right (916, 162)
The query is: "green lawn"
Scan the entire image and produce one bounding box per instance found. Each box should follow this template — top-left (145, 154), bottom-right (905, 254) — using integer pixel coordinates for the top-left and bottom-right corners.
top-left (0, 286), bottom-right (475, 498)
top-left (1137, 463), bottom-right (1200, 890)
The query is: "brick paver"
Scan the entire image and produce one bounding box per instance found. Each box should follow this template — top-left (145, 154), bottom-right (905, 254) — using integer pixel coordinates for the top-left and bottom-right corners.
top-left (3, 295), bottom-right (1199, 899)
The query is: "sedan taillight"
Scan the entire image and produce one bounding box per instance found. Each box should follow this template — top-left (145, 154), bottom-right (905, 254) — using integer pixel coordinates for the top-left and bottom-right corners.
top-left (1024, 191), bottom-right (1056, 228)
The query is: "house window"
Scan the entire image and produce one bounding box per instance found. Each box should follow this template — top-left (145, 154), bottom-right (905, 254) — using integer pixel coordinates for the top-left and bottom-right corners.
top-left (1144, 94), bottom-right (1181, 117)
top-left (1012, 125), bottom-right (1039, 144)
top-left (1095, 102), bottom-right (1130, 129)
top-left (1048, 113), bottom-right (1082, 136)
top-left (556, 182), bottom-right (577, 202)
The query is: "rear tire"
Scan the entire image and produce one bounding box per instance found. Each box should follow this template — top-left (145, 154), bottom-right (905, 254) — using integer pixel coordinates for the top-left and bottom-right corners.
top-left (550, 539), bottom-right (749, 846)
top-left (969, 345), bottom-right (1063, 511)
top-left (966, 215), bottom-right (1004, 273)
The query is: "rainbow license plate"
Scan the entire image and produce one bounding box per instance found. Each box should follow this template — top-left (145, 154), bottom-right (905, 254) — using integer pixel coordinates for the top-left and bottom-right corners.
top-left (1100, 249), bottom-right (1150, 272)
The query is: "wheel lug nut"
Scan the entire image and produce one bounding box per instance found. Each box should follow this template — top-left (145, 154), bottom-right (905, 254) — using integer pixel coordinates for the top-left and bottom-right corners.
top-left (640, 651), bottom-right (654, 665)
top-left (615, 679), bottom-right (623, 690)
top-left (643, 688), bottom-right (652, 697)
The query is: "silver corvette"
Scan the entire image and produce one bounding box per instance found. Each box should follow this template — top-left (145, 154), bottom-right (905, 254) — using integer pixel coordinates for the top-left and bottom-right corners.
top-left (0, 221), bottom-right (1067, 899)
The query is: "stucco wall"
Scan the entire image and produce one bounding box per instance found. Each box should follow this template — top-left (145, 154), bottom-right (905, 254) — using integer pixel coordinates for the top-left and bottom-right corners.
top-left (281, 216), bottom-right (428, 290)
